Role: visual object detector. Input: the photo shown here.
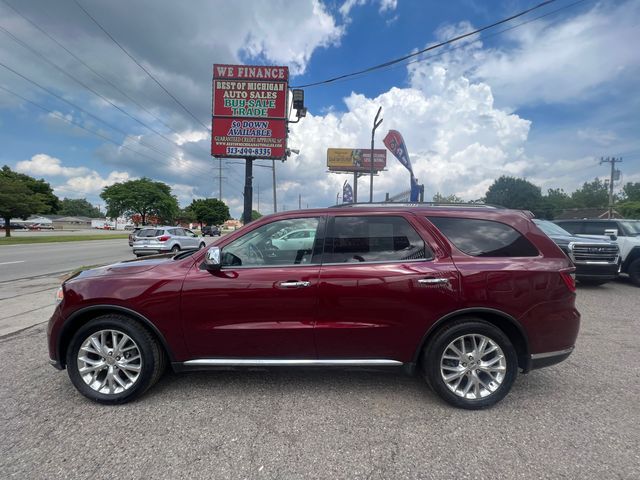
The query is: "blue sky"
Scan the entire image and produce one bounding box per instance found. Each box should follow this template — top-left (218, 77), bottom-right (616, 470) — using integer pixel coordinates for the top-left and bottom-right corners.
top-left (1, 0), bottom-right (638, 217)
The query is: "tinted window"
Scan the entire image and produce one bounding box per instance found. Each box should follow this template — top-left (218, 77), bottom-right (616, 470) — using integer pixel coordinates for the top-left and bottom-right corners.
top-left (223, 217), bottom-right (320, 267)
top-left (428, 217), bottom-right (538, 257)
top-left (138, 229), bottom-right (163, 237)
top-left (554, 221), bottom-right (582, 234)
top-left (582, 221), bottom-right (619, 235)
top-left (533, 219), bottom-right (572, 236)
top-left (324, 216), bottom-right (428, 263)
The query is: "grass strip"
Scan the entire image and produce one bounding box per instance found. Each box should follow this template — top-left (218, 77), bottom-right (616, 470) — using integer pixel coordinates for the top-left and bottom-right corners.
top-left (0, 234), bottom-right (129, 245)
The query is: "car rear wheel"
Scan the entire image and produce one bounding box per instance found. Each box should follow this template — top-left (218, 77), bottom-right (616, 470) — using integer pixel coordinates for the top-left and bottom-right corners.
top-left (66, 314), bottom-right (166, 404)
top-left (422, 318), bottom-right (517, 409)
top-left (171, 244), bottom-right (180, 253)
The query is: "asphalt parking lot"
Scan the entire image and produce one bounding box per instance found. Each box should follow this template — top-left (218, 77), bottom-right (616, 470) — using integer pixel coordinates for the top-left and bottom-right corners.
top-left (1, 278), bottom-right (638, 479)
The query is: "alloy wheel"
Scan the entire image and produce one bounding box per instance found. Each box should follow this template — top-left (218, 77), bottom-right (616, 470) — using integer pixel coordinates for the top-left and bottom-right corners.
top-left (440, 334), bottom-right (506, 399)
top-left (76, 329), bottom-right (142, 395)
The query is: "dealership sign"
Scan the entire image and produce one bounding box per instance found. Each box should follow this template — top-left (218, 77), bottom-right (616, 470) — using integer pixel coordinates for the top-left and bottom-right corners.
top-left (211, 64), bottom-right (289, 159)
top-left (327, 148), bottom-right (387, 172)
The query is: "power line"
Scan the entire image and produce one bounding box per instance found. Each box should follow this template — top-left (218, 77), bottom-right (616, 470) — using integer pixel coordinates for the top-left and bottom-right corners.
top-left (0, 22), bottom-right (209, 162)
top-left (0, 61), bottom-right (213, 177)
top-left (291, 0), bottom-right (557, 88)
top-left (311, 0), bottom-right (590, 88)
top-left (0, 0), bottom-right (212, 158)
top-left (71, 0), bottom-right (210, 132)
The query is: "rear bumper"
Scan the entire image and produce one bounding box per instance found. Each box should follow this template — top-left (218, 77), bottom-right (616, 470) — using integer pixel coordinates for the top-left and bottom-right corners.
top-left (530, 347), bottom-right (574, 370)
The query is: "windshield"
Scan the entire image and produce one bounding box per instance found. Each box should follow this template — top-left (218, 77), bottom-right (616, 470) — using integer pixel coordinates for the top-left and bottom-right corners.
top-left (533, 219), bottom-right (572, 237)
top-left (619, 221), bottom-right (640, 236)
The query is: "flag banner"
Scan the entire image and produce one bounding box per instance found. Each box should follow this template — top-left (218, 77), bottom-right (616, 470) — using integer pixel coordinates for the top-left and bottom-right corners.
top-left (410, 175), bottom-right (420, 202)
top-left (383, 130), bottom-right (413, 174)
top-left (343, 181), bottom-right (354, 204)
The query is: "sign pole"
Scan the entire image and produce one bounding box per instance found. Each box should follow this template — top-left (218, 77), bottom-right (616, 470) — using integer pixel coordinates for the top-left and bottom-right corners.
top-left (369, 107), bottom-right (383, 203)
top-left (353, 172), bottom-right (358, 203)
top-left (242, 158), bottom-right (254, 225)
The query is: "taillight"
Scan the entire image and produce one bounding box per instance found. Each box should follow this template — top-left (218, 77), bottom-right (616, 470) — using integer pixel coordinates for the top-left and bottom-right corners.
top-left (157, 235), bottom-right (170, 242)
top-left (559, 271), bottom-right (576, 293)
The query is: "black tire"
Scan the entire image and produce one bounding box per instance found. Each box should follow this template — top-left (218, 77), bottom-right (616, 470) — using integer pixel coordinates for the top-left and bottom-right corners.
top-left (199, 242), bottom-right (206, 249)
top-left (628, 259), bottom-right (640, 287)
top-left (171, 244), bottom-right (180, 253)
top-left (66, 314), bottom-right (166, 404)
top-left (421, 318), bottom-right (517, 410)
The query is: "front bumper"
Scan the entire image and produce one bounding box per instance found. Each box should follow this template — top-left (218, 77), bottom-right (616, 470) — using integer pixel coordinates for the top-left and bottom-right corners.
top-left (530, 347), bottom-right (574, 370)
top-left (575, 263), bottom-right (619, 281)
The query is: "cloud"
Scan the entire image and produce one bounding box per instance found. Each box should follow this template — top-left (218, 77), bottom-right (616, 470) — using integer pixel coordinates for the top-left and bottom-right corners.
top-left (470, 1), bottom-right (640, 107)
top-left (340, 0), bottom-right (398, 18)
top-left (15, 153), bottom-right (90, 177)
top-left (0, 0), bottom-right (344, 133)
top-left (54, 170), bottom-right (132, 198)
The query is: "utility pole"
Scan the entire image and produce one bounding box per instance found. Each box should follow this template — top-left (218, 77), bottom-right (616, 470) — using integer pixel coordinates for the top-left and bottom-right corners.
top-left (353, 172), bottom-right (358, 203)
top-left (600, 156), bottom-right (623, 219)
top-left (369, 106), bottom-right (383, 203)
top-left (272, 159), bottom-right (277, 213)
top-left (257, 183), bottom-right (261, 213)
top-left (219, 158), bottom-right (223, 200)
top-left (242, 158), bottom-right (254, 225)
top-left (298, 194), bottom-right (302, 210)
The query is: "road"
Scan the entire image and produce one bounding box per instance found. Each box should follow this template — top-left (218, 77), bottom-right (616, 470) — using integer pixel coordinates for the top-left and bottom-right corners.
top-left (0, 239), bottom-right (134, 283)
top-left (0, 279), bottom-right (638, 479)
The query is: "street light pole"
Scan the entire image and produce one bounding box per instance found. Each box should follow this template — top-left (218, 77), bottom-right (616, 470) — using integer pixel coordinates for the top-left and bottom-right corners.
top-left (242, 158), bottom-right (254, 225)
top-left (370, 106), bottom-right (383, 203)
top-left (272, 159), bottom-right (277, 213)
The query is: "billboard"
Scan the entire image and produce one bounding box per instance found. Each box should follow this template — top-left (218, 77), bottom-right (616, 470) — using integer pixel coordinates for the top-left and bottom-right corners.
top-left (211, 64), bottom-right (288, 159)
top-left (327, 148), bottom-right (387, 172)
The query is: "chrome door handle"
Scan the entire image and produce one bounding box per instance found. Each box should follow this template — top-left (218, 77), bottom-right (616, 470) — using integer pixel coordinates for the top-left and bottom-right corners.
top-left (418, 278), bottom-right (449, 286)
top-left (278, 281), bottom-right (311, 288)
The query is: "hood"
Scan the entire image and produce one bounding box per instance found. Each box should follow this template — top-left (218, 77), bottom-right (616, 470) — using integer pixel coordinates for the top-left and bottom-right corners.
top-left (545, 233), bottom-right (614, 248)
top-left (68, 254), bottom-right (176, 281)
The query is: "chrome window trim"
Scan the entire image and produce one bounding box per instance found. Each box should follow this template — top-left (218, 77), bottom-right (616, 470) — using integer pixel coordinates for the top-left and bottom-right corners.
top-left (530, 347), bottom-right (574, 360)
top-left (183, 359), bottom-right (403, 367)
top-left (218, 258), bottom-right (433, 270)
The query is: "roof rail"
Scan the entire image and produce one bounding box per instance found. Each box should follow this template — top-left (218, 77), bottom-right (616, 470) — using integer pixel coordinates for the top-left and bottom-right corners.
top-left (331, 202), bottom-right (505, 209)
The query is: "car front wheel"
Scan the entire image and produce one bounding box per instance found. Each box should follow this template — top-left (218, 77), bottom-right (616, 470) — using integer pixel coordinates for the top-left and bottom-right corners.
top-left (66, 315), bottom-right (165, 404)
top-left (422, 318), bottom-right (517, 409)
top-left (628, 259), bottom-right (640, 287)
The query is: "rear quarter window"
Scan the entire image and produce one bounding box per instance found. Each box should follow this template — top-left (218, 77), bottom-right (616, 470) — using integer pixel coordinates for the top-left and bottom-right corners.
top-left (427, 217), bottom-right (539, 257)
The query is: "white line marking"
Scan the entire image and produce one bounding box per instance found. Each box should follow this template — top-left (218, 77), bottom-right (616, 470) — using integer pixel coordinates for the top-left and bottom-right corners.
top-left (0, 261), bottom-right (25, 266)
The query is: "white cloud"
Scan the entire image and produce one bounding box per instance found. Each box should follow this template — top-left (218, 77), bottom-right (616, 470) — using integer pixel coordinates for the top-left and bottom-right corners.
top-left (54, 170), bottom-right (132, 198)
top-left (577, 128), bottom-right (617, 146)
top-left (15, 154), bottom-right (90, 177)
top-left (340, 0), bottom-right (398, 18)
top-left (471, 1), bottom-right (640, 107)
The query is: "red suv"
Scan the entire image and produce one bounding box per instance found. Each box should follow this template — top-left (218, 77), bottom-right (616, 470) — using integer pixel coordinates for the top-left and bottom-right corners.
top-left (47, 204), bottom-right (580, 409)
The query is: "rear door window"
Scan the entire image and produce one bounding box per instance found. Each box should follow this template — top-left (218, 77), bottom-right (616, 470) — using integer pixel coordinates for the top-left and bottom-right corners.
top-left (555, 221), bottom-right (583, 234)
top-left (139, 229), bottom-right (163, 238)
top-left (324, 216), bottom-right (429, 263)
top-left (427, 217), bottom-right (538, 257)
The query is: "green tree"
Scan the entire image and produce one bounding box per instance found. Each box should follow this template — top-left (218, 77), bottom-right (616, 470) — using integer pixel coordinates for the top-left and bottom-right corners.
top-left (251, 210), bottom-right (262, 221)
top-left (59, 198), bottom-right (102, 218)
top-left (186, 198), bottom-right (231, 228)
top-left (539, 188), bottom-right (575, 219)
top-left (100, 177), bottom-right (179, 225)
top-left (432, 192), bottom-right (464, 203)
top-left (617, 201), bottom-right (640, 218)
top-left (622, 182), bottom-right (640, 202)
top-left (571, 178), bottom-right (609, 208)
top-left (485, 176), bottom-right (542, 213)
top-left (0, 166), bottom-right (56, 237)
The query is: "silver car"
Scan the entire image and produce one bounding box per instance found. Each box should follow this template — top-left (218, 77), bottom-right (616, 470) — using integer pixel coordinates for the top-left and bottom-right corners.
top-left (132, 226), bottom-right (205, 257)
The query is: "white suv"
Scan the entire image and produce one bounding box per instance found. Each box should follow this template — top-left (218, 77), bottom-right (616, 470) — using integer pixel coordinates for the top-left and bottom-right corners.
top-left (132, 226), bottom-right (205, 257)
top-left (554, 219), bottom-right (640, 286)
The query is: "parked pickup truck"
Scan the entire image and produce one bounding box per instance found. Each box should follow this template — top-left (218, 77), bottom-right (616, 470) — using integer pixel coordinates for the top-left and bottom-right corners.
top-left (554, 219), bottom-right (640, 287)
top-left (533, 219), bottom-right (619, 286)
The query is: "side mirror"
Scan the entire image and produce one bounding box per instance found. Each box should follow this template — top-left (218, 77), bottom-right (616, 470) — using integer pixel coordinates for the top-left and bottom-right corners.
top-left (204, 246), bottom-right (222, 272)
top-left (604, 229), bottom-right (618, 241)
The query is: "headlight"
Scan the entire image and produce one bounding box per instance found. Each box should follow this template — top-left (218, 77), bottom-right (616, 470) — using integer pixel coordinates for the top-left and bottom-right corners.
top-left (55, 287), bottom-right (64, 304)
